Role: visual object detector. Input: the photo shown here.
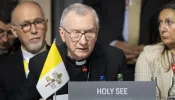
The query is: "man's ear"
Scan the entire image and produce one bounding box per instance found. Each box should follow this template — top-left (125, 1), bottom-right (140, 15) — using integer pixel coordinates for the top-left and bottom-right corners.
top-left (96, 26), bottom-right (100, 36)
top-left (10, 24), bottom-right (18, 38)
top-left (59, 27), bottom-right (65, 42)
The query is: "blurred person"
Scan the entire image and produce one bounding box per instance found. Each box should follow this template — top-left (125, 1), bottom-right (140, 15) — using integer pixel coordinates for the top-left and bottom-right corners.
top-left (0, 21), bottom-right (11, 55)
top-left (135, 1), bottom-right (175, 99)
top-left (16, 3), bottom-right (126, 100)
top-left (0, 6), bottom-right (18, 56)
top-left (0, 1), bottom-right (49, 100)
top-left (83, 0), bottom-right (170, 80)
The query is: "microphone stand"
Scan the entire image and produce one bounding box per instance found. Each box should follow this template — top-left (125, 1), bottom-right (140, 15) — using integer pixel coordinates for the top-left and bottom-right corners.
top-left (54, 92), bottom-right (56, 100)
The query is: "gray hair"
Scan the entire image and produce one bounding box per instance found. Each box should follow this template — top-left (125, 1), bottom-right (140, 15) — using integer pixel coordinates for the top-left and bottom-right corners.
top-left (60, 3), bottom-right (99, 27)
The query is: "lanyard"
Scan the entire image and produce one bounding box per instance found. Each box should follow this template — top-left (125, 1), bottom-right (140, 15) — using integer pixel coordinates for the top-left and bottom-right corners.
top-left (23, 59), bottom-right (29, 77)
top-left (171, 53), bottom-right (175, 73)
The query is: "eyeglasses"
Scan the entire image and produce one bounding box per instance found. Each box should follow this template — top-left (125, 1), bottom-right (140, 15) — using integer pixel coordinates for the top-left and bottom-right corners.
top-left (0, 29), bottom-right (12, 39)
top-left (13, 18), bottom-right (46, 33)
top-left (61, 27), bottom-right (97, 42)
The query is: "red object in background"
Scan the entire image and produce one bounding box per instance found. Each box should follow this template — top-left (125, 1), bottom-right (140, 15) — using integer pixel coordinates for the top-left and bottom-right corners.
top-left (172, 64), bottom-right (175, 73)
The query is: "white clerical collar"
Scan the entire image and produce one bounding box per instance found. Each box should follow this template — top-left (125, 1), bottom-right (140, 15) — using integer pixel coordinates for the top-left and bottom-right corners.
top-left (75, 60), bottom-right (86, 66)
top-left (21, 44), bottom-right (47, 63)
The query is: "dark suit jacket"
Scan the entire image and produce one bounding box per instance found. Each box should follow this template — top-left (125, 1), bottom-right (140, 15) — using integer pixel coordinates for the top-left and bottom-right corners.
top-left (16, 43), bottom-right (126, 100)
top-left (0, 49), bottom-right (26, 100)
top-left (0, 45), bottom-right (50, 100)
top-left (83, 0), bottom-right (171, 45)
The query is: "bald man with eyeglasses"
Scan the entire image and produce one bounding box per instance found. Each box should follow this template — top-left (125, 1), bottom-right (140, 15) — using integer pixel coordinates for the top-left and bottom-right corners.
top-left (0, 1), bottom-right (50, 100)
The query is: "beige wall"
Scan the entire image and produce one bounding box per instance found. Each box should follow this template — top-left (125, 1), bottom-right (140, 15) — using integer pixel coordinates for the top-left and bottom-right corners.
top-left (19, 0), bottom-right (51, 45)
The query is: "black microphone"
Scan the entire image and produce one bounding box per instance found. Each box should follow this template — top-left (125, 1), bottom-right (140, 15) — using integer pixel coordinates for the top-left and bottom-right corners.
top-left (82, 66), bottom-right (88, 81)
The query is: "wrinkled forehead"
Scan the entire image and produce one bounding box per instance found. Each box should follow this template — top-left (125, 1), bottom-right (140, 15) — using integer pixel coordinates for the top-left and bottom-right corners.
top-left (12, 4), bottom-right (44, 24)
top-left (64, 11), bottom-right (97, 30)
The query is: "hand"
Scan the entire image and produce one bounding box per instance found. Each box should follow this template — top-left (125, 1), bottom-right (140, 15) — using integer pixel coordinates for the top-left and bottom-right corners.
top-left (133, 45), bottom-right (144, 53)
top-left (114, 41), bottom-right (144, 64)
top-left (127, 45), bottom-right (144, 64)
top-left (131, 45), bottom-right (144, 57)
top-left (114, 41), bottom-right (137, 60)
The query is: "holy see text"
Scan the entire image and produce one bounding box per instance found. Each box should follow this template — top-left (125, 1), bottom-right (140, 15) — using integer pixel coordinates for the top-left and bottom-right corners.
top-left (97, 88), bottom-right (128, 95)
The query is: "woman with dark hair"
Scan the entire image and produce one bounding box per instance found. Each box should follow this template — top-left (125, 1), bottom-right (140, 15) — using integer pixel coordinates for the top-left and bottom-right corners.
top-left (135, 1), bottom-right (175, 99)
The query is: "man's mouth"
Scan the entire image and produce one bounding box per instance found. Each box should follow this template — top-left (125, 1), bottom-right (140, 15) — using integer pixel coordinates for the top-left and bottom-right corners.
top-left (78, 48), bottom-right (88, 50)
top-left (30, 37), bottom-right (40, 42)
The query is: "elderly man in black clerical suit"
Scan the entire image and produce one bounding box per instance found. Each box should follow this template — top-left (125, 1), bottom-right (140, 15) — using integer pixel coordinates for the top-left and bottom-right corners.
top-left (16, 3), bottom-right (126, 100)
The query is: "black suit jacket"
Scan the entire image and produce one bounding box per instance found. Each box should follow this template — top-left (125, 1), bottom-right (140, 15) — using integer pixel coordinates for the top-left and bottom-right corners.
top-left (16, 43), bottom-right (126, 100)
top-left (0, 49), bottom-right (26, 100)
top-left (0, 45), bottom-right (50, 100)
top-left (83, 0), bottom-right (170, 45)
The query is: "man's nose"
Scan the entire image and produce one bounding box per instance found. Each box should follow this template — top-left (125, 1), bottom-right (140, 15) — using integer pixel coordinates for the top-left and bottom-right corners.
top-left (79, 34), bottom-right (87, 45)
top-left (1, 34), bottom-right (8, 43)
top-left (30, 24), bottom-right (37, 34)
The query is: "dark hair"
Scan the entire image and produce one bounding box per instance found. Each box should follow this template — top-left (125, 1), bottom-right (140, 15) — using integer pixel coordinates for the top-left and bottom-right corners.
top-left (160, 0), bottom-right (175, 10)
top-left (149, 0), bottom-right (175, 45)
top-left (0, 3), bottom-right (17, 24)
top-left (147, 10), bottom-right (161, 44)
top-left (146, 1), bottom-right (175, 45)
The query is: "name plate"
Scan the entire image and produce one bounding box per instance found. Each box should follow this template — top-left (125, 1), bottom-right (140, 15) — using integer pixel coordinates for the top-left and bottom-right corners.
top-left (68, 81), bottom-right (155, 100)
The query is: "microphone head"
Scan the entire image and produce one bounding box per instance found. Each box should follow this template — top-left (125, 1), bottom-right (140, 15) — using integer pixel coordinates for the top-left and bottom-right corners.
top-left (82, 66), bottom-right (87, 72)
